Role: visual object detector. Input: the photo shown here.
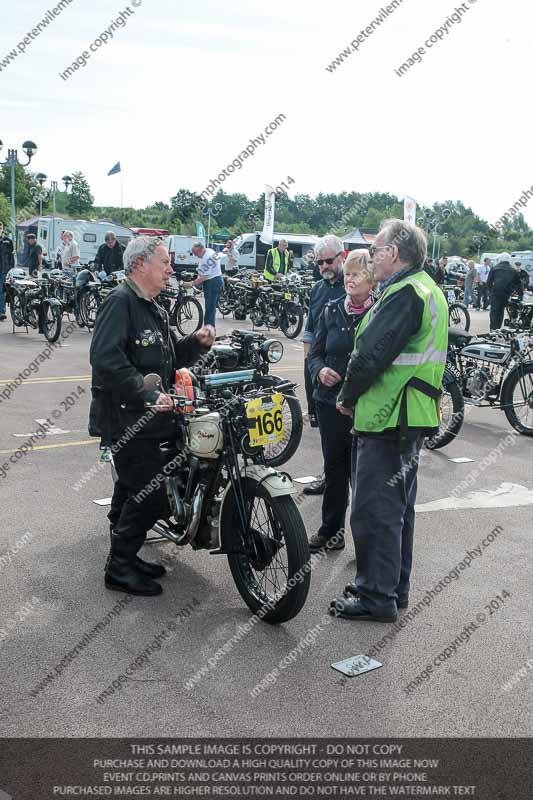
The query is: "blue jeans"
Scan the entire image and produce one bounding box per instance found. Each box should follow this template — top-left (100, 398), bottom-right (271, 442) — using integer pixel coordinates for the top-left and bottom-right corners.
top-left (202, 275), bottom-right (223, 327)
top-left (464, 286), bottom-right (474, 307)
top-left (350, 434), bottom-right (422, 616)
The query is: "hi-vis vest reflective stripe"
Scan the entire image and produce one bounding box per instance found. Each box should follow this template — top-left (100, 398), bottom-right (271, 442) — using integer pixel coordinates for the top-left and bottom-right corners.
top-left (354, 270), bottom-right (448, 435)
top-left (263, 248), bottom-right (288, 281)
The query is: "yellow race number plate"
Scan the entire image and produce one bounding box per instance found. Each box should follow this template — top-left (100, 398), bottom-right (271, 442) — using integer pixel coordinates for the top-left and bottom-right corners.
top-left (245, 393), bottom-right (284, 447)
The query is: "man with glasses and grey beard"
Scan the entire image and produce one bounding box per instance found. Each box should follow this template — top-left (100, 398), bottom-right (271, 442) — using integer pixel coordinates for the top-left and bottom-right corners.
top-left (332, 220), bottom-right (448, 623)
top-left (302, 235), bottom-right (346, 497)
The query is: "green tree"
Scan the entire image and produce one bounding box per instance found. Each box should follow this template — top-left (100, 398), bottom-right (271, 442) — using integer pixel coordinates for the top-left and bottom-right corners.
top-left (66, 172), bottom-right (94, 217)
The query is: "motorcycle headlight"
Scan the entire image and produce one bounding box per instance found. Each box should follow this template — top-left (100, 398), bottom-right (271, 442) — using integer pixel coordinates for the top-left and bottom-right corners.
top-left (262, 339), bottom-right (284, 364)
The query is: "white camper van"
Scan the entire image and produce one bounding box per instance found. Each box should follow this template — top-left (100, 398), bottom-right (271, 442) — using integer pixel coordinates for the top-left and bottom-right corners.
top-left (224, 232), bottom-right (319, 272)
top-left (18, 217), bottom-right (134, 266)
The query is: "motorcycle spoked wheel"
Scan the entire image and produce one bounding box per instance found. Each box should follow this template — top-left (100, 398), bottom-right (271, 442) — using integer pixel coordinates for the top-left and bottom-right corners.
top-left (173, 296), bottom-right (204, 336)
top-left (9, 295), bottom-right (26, 327)
top-left (448, 302), bottom-right (471, 331)
top-left (42, 301), bottom-right (62, 343)
top-left (246, 378), bottom-right (303, 467)
top-left (79, 291), bottom-right (100, 331)
top-left (226, 479), bottom-right (310, 624)
top-left (501, 362), bottom-right (533, 436)
top-left (279, 304), bottom-right (304, 339)
top-left (424, 369), bottom-right (464, 450)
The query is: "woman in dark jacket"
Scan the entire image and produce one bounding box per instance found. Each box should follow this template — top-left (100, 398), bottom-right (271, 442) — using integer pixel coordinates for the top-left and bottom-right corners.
top-left (307, 249), bottom-right (375, 552)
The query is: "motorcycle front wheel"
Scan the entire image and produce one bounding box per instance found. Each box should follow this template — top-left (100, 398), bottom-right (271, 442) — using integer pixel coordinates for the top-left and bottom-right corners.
top-left (448, 302), bottom-right (471, 331)
top-left (42, 301), bottom-right (62, 343)
top-left (501, 362), bottom-right (533, 436)
top-left (79, 290), bottom-right (100, 330)
top-left (226, 480), bottom-right (310, 624)
top-left (172, 296), bottom-right (203, 335)
top-left (279, 303), bottom-right (304, 339)
top-left (424, 369), bottom-right (464, 450)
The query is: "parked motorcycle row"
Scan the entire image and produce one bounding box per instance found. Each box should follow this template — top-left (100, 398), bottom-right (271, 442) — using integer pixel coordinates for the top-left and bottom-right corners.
top-left (217, 269), bottom-right (315, 340)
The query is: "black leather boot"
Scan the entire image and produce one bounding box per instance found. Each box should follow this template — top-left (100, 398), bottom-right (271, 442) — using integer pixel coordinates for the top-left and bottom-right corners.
top-left (105, 533), bottom-right (162, 596)
top-left (107, 527), bottom-right (166, 579)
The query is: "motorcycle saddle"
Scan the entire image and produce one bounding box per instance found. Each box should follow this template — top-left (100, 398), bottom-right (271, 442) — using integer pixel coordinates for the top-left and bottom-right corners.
top-left (448, 326), bottom-right (474, 347)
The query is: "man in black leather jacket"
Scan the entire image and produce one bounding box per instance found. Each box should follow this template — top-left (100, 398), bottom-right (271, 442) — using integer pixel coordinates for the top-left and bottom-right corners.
top-left (487, 253), bottom-right (523, 331)
top-left (94, 232), bottom-right (125, 276)
top-left (0, 222), bottom-right (15, 321)
top-left (89, 236), bottom-right (215, 596)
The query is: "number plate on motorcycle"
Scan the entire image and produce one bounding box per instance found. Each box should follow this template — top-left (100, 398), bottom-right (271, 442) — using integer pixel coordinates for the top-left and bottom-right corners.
top-left (447, 290), bottom-right (456, 302)
top-left (284, 292), bottom-right (291, 299)
top-left (245, 393), bottom-right (284, 447)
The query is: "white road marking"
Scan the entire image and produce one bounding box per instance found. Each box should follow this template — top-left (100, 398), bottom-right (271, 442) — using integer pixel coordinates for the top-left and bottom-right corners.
top-left (448, 457), bottom-right (475, 463)
top-left (12, 419), bottom-right (72, 437)
top-left (416, 482), bottom-right (533, 513)
top-left (93, 498), bottom-right (112, 506)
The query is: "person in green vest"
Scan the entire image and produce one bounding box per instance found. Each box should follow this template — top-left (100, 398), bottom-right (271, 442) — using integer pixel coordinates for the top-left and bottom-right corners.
top-left (263, 239), bottom-right (289, 281)
top-left (330, 218), bottom-right (448, 623)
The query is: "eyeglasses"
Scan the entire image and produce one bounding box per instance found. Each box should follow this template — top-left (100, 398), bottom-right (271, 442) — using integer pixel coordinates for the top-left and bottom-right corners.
top-left (316, 252), bottom-right (343, 266)
top-left (368, 245), bottom-right (393, 259)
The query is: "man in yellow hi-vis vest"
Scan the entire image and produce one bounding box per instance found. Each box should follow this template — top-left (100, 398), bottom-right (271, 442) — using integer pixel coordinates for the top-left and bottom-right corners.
top-left (331, 219), bottom-right (448, 623)
top-left (263, 239), bottom-right (289, 281)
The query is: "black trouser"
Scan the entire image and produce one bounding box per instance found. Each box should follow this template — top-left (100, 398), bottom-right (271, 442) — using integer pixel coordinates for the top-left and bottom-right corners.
top-left (489, 291), bottom-right (509, 331)
top-left (108, 437), bottom-right (169, 561)
top-left (475, 283), bottom-right (489, 309)
top-left (304, 357), bottom-right (316, 417)
top-left (315, 401), bottom-right (353, 538)
top-left (350, 434), bottom-right (422, 616)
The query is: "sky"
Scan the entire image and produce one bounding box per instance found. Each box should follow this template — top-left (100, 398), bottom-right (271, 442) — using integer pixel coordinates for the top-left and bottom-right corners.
top-left (0, 0), bottom-right (531, 228)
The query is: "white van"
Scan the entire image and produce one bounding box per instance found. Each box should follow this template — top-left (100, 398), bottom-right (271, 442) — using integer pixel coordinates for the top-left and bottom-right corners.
top-left (18, 217), bottom-right (134, 266)
top-left (227, 232), bottom-right (319, 272)
top-left (166, 235), bottom-right (205, 274)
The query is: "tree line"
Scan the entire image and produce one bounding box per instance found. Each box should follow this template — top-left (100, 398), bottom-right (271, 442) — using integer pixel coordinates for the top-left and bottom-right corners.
top-left (1, 166), bottom-right (531, 258)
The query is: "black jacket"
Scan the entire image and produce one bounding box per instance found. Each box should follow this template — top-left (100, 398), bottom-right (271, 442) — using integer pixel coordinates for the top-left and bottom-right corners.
top-left (303, 275), bottom-right (346, 344)
top-left (95, 242), bottom-right (125, 275)
top-left (307, 296), bottom-right (371, 406)
top-left (337, 266), bottom-right (428, 435)
top-left (486, 262), bottom-right (523, 299)
top-left (0, 235), bottom-right (15, 274)
top-left (89, 281), bottom-right (208, 443)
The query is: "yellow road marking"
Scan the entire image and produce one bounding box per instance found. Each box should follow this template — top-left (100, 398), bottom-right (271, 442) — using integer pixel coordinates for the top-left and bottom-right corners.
top-left (0, 375), bottom-right (90, 386)
top-left (0, 439), bottom-right (96, 455)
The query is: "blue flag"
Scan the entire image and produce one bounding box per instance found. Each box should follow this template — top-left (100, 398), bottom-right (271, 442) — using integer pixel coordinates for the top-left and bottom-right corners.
top-left (107, 162), bottom-right (121, 176)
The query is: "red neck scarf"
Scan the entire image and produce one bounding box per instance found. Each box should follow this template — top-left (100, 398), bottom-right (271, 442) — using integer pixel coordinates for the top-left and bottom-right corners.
top-left (345, 294), bottom-right (373, 316)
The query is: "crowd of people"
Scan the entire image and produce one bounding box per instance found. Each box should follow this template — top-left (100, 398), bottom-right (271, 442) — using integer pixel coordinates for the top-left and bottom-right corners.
top-left (424, 252), bottom-right (529, 332)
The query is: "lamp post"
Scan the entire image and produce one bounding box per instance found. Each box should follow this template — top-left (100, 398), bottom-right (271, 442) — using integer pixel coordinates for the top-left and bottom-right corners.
top-left (32, 174), bottom-right (72, 256)
top-left (202, 202), bottom-right (222, 248)
top-left (0, 140), bottom-right (38, 240)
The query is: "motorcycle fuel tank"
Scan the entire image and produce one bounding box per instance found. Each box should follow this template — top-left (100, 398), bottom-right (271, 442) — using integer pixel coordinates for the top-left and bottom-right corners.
top-left (187, 412), bottom-right (224, 459)
top-left (460, 343), bottom-right (509, 365)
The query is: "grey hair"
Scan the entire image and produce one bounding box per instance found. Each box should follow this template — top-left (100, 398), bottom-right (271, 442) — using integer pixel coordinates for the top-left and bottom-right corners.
top-left (191, 241), bottom-right (204, 250)
top-left (315, 234), bottom-right (344, 258)
top-left (123, 236), bottom-right (164, 274)
top-left (379, 218), bottom-right (427, 269)
top-left (278, 239), bottom-right (288, 245)
top-left (104, 231), bottom-right (116, 241)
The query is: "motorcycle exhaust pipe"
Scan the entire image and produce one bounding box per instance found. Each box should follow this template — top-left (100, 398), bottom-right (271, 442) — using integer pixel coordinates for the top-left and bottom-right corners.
top-left (183, 483), bottom-right (208, 544)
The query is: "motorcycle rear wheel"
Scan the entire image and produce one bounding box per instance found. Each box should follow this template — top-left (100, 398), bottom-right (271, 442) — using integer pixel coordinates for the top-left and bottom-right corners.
top-left (249, 376), bottom-right (303, 467)
top-left (424, 370), bottom-right (464, 449)
top-left (173, 296), bottom-right (203, 336)
top-left (227, 480), bottom-right (310, 624)
top-left (42, 301), bottom-right (62, 343)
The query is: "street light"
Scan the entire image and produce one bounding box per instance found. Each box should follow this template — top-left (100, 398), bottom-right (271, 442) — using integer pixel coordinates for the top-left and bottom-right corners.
top-left (49, 176), bottom-right (72, 255)
top-left (202, 201), bottom-right (222, 248)
top-left (0, 139), bottom-right (38, 239)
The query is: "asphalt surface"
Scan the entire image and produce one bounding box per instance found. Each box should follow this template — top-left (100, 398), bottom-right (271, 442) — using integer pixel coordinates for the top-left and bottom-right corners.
top-left (0, 304), bottom-right (531, 738)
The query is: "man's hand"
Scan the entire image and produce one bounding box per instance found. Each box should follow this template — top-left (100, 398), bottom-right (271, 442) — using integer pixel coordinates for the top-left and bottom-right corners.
top-left (196, 325), bottom-right (216, 346)
top-left (182, 281), bottom-right (193, 289)
top-left (154, 392), bottom-right (174, 412)
top-left (336, 403), bottom-right (353, 417)
top-left (319, 367), bottom-right (342, 387)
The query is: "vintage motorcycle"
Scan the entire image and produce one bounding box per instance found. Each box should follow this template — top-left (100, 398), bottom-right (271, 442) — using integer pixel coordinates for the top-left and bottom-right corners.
top-left (426, 326), bottom-right (533, 448)
top-left (505, 295), bottom-right (533, 332)
top-left (5, 270), bottom-right (62, 342)
top-left (192, 328), bottom-right (303, 467)
top-left (110, 370), bottom-right (311, 624)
